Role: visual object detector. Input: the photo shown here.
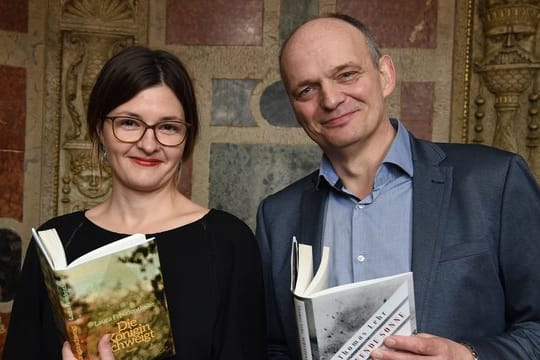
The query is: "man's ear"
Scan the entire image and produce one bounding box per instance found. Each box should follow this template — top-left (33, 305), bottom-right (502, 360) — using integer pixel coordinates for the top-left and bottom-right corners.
top-left (378, 55), bottom-right (396, 98)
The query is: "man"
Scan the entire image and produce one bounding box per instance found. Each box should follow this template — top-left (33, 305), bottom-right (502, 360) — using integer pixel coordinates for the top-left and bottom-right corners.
top-left (256, 13), bottom-right (540, 360)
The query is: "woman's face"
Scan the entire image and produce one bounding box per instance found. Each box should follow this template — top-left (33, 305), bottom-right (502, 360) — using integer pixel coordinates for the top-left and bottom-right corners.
top-left (100, 85), bottom-right (186, 193)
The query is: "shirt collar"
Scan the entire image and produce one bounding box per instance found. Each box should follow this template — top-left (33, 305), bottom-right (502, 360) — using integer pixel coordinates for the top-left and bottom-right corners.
top-left (317, 118), bottom-right (413, 190)
top-left (384, 118), bottom-right (414, 177)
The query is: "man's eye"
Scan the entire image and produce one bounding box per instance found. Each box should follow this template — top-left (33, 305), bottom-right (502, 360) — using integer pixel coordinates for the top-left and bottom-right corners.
top-left (340, 71), bottom-right (357, 80)
top-left (297, 87), bottom-right (313, 98)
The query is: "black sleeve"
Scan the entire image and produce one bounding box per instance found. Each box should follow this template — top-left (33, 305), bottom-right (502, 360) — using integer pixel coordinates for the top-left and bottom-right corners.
top-left (3, 242), bottom-right (63, 359)
top-left (212, 212), bottom-right (267, 359)
top-left (4, 212), bottom-right (87, 360)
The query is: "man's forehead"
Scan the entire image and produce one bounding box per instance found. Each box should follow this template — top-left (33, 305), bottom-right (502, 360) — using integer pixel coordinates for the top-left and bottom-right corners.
top-left (283, 18), bottom-right (366, 56)
top-left (295, 18), bottom-right (362, 39)
top-left (282, 20), bottom-right (367, 65)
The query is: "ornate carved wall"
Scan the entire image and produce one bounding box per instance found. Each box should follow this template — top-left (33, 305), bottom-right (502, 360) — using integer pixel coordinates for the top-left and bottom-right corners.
top-left (452, 0), bottom-right (540, 180)
top-left (42, 0), bottom-right (148, 219)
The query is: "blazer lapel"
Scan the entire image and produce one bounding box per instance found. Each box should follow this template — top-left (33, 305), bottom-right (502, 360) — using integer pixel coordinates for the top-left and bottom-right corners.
top-left (410, 138), bottom-right (453, 330)
top-left (299, 174), bottom-right (329, 274)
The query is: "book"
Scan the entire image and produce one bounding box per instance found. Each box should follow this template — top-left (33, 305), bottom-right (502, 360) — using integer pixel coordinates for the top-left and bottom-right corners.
top-left (32, 227), bottom-right (175, 360)
top-left (291, 238), bottom-right (417, 360)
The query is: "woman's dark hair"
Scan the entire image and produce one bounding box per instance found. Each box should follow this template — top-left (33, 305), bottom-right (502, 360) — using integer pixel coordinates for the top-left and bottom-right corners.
top-left (87, 45), bottom-right (199, 161)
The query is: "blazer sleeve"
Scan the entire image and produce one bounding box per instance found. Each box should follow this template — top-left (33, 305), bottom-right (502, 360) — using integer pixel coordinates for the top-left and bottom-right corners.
top-left (256, 200), bottom-right (294, 360)
top-left (470, 155), bottom-right (540, 358)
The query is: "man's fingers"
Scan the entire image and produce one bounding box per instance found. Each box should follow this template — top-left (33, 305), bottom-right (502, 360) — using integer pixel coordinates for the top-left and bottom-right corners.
top-left (383, 334), bottom-right (438, 355)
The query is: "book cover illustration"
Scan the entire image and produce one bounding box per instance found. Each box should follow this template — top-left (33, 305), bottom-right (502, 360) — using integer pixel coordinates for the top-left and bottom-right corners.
top-left (35, 232), bottom-right (175, 360)
top-left (305, 274), bottom-right (415, 360)
top-left (292, 240), bottom-right (416, 360)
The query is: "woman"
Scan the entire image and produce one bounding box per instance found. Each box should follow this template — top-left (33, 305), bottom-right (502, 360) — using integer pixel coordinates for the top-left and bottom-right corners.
top-left (4, 46), bottom-right (266, 359)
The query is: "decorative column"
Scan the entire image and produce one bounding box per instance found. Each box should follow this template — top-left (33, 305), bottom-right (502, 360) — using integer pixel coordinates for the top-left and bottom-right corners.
top-left (476, 2), bottom-right (540, 152)
top-left (475, 1), bottom-right (540, 179)
top-left (42, 0), bottom-right (148, 215)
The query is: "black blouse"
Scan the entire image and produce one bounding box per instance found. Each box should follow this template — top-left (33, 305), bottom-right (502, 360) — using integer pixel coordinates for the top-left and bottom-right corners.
top-left (4, 209), bottom-right (266, 359)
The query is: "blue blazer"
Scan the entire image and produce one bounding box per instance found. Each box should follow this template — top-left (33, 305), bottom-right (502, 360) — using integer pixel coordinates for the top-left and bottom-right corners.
top-left (256, 134), bottom-right (540, 359)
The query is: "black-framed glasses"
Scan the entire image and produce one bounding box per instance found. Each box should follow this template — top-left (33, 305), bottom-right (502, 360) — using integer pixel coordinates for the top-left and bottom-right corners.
top-left (105, 116), bottom-right (189, 147)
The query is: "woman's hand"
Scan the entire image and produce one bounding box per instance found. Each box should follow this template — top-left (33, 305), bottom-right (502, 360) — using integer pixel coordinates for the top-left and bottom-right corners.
top-left (62, 334), bottom-right (114, 360)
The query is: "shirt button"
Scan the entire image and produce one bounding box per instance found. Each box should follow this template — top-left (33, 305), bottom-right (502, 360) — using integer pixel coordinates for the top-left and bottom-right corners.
top-left (357, 255), bottom-right (366, 262)
top-left (356, 204), bottom-right (365, 209)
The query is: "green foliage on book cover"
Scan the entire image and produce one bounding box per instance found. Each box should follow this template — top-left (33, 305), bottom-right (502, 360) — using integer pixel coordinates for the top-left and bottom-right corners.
top-left (38, 240), bottom-right (175, 360)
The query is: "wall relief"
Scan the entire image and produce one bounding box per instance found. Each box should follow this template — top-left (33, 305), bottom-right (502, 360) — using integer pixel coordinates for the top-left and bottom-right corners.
top-left (38, 1), bottom-right (148, 216)
top-left (458, 0), bottom-right (540, 180)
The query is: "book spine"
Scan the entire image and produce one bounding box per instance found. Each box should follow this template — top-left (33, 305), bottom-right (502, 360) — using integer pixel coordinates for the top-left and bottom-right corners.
top-left (35, 246), bottom-right (85, 359)
top-left (330, 282), bottom-right (410, 360)
top-left (55, 276), bottom-right (85, 360)
top-left (349, 300), bottom-right (412, 360)
top-left (294, 297), bottom-right (313, 360)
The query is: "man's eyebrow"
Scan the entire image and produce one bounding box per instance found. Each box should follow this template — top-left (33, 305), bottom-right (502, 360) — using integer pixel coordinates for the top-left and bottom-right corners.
top-left (289, 62), bottom-right (362, 91)
top-left (294, 79), bottom-right (317, 90)
top-left (331, 62), bottom-right (361, 74)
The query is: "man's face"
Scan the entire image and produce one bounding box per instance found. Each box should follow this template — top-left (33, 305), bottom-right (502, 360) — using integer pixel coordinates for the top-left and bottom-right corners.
top-left (280, 18), bottom-right (395, 155)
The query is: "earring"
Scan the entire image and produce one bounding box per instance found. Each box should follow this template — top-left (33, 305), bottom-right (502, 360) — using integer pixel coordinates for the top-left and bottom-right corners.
top-left (100, 146), bottom-right (107, 163)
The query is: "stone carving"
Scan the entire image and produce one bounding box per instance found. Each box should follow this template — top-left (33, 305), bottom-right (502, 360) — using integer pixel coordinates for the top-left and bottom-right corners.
top-left (60, 34), bottom-right (130, 211)
top-left (56, 0), bottom-right (142, 212)
top-left (63, 33), bottom-right (131, 142)
top-left (475, 0), bottom-right (540, 178)
top-left (69, 149), bottom-right (111, 199)
top-left (61, 0), bottom-right (137, 23)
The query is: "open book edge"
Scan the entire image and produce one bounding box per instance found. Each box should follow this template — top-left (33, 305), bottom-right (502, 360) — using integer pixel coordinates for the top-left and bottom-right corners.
top-left (32, 227), bottom-right (152, 270)
top-left (293, 242), bottom-right (413, 299)
top-left (297, 244), bottom-right (330, 297)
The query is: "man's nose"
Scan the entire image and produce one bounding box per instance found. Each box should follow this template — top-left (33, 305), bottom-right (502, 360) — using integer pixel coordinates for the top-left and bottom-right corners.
top-left (320, 83), bottom-right (345, 110)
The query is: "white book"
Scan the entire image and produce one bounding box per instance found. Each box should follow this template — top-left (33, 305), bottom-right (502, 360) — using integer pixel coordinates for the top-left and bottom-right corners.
top-left (291, 240), bottom-right (417, 360)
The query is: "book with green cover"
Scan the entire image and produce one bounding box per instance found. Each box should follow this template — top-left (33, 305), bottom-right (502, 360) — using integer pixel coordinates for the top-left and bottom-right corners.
top-left (33, 228), bottom-right (175, 360)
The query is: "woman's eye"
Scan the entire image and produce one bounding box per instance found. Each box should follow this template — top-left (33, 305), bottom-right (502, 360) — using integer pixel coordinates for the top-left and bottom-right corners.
top-left (158, 122), bottom-right (182, 134)
top-left (119, 118), bottom-right (140, 128)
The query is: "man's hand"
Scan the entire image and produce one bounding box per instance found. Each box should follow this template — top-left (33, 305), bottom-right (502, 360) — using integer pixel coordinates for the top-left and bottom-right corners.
top-left (370, 333), bottom-right (475, 359)
top-left (62, 334), bottom-right (114, 360)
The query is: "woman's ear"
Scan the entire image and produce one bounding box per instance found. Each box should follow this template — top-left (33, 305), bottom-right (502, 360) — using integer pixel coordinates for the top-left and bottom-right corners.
top-left (97, 126), bottom-right (105, 144)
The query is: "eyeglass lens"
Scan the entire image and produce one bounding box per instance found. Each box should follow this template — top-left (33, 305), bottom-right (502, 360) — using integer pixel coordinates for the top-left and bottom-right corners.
top-left (109, 117), bottom-right (187, 146)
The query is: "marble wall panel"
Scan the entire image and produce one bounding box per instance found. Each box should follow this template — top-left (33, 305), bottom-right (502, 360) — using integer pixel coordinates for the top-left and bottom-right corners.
top-left (0, 66), bottom-right (26, 151)
top-left (0, 151), bottom-right (24, 221)
top-left (0, 65), bottom-right (26, 221)
top-left (400, 82), bottom-right (435, 140)
top-left (336, 0), bottom-right (437, 48)
top-left (166, 0), bottom-right (263, 45)
top-left (209, 143), bottom-right (321, 230)
top-left (279, 0), bottom-right (319, 45)
top-left (260, 81), bottom-right (297, 127)
top-left (0, 0), bottom-right (28, 33)
top-left (211, 79), bottom-right (258, 126)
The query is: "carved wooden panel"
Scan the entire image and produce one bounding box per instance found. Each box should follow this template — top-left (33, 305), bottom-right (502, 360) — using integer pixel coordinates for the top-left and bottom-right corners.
top-left (453, 0), bottom-right (540, 181)
top-left (40, 0), bottom-right (148, 220)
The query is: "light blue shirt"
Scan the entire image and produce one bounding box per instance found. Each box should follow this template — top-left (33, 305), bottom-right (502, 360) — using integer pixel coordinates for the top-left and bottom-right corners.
top-left (320, 119), bottom-right (413, 287)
